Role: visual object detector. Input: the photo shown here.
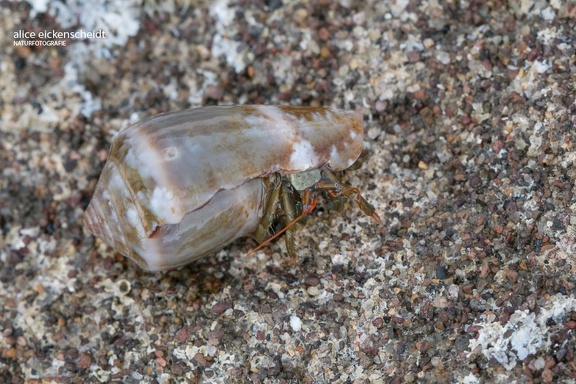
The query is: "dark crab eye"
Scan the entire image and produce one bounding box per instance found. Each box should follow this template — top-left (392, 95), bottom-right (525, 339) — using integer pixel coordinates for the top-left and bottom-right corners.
top-left (84, 105), bottom-right (378, 271)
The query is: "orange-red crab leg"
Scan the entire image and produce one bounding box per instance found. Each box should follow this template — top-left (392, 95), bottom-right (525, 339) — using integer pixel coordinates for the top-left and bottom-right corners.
top-left (247, 190), bottom-right (317, 259)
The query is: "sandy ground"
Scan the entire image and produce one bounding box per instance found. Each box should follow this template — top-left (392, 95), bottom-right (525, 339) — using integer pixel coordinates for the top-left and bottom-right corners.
top-left (1, 0), bottom-right (576, 383)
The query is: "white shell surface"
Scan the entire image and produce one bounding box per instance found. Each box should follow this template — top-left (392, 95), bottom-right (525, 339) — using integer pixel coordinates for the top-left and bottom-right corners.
top-left (85, 175), bottom-right (265, 271)
top-left (84, 105), bottom-right (363, 270)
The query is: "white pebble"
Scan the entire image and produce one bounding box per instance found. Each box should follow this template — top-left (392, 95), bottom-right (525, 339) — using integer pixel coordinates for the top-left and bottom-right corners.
top-left (290, 316), bottom-right (302, 332)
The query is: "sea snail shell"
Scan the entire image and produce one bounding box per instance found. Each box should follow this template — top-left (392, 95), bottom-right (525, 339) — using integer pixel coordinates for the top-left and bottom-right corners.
top-left (84, 105), bottom-right (379, 271)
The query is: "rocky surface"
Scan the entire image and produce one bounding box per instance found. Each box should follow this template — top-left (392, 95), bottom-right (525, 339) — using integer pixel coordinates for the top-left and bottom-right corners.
top-left (1, 0), bottom-right (575, 382)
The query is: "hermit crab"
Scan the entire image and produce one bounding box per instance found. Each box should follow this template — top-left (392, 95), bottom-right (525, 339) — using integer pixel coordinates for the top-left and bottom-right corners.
top-left (84, 105), bottom-right (380, 271)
